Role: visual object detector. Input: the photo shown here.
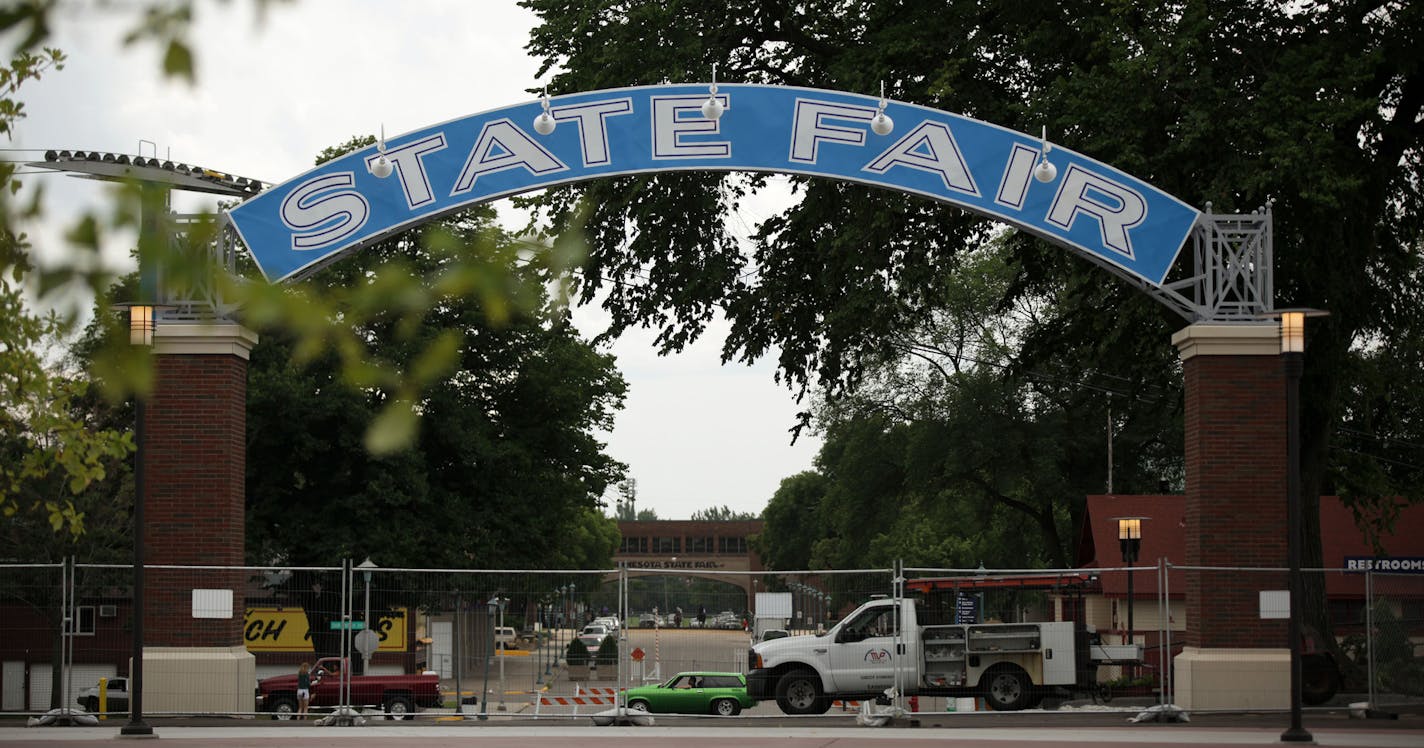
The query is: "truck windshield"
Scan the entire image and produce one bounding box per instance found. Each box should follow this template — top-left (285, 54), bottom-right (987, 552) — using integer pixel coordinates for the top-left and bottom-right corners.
top-left (838, 606), bottom-right (899, 642)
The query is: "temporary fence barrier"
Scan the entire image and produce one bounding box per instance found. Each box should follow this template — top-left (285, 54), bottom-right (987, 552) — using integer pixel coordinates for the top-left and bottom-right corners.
top-left (6, 558), bottom-right (1416, 722)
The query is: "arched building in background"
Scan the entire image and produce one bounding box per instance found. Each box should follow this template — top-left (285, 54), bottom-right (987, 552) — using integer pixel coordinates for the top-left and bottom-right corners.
top-left (614, 519), bottom-right (766, 611)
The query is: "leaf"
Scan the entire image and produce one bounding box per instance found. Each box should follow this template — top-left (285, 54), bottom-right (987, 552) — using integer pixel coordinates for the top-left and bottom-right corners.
top-left (363, 401), bottom-right (418, 456)
top-left (162, 39), bottom-right (194, 83)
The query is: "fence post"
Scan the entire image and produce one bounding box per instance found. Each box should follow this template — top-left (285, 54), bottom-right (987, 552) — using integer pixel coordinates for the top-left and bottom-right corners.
top-left (1365, 568), bottom-right (1375, 710)
top-left (1156, 558), bottom-right (1166, 707)
top-left (62, 556), bottom-right (74, 718)
top-left (1164, 561), bottom-right (1174, 707)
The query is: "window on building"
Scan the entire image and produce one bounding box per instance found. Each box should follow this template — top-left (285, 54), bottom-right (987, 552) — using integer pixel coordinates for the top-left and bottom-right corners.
top-left (718, 536), bottom-right (747, 554)
top-left (687, 536), bottom-right (713, 554)
top-left (653, 537), bottom-right (682, 554)
top-left (620, 536), bottom-right (649, 554)
top-left (66, 605), bottom-right (96, 636)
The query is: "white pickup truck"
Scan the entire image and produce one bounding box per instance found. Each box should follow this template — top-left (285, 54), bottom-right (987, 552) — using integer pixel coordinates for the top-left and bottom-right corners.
top-left (746, 596), bottom-right (1139, 713)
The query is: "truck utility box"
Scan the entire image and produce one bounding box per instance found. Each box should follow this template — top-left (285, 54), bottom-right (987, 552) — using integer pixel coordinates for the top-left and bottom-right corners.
top-left (921, 622), bottom-right (1075, 690)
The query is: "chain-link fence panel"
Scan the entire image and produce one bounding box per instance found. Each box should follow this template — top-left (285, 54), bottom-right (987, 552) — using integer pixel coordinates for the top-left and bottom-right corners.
top-left (903, 565), bottom-right (1173, 713)
top-left (1361, 570), bottom-right (1424, 710)
top-left (0, 563), bottom-right (67, 714)
top-left (614, 568), bottom-right (892, 720)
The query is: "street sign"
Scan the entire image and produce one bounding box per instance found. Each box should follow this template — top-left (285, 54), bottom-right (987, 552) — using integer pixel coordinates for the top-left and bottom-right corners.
top-left (630, 647), bottom-right (645, 662)
top-left (354, 629), bottom-right (380, 657)
top-left (329, 620), bottom-right (366, 630)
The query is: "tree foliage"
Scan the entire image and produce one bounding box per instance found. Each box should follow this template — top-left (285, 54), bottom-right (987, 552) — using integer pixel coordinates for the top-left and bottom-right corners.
top-left (243, 155), bottom-right (628, 569)
top-left (0, 47), bottom-right (134, 537)
top-left (689, 505), bottom-right (758, 522)
top-left (522, 2), bottom-right (1424, 582)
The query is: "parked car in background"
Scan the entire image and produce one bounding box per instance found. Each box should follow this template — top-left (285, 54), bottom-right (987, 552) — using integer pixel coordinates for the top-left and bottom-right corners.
top-left (256, 656), bottom-right (442, 720)
top-left (638, 612), bottom-right (662, 628)
top-left (624, 672), bottom-right (756, 716)
top-left (77, 678), bottom-right (128, 713)
top-left (578, 623), bottom-right (610, 650)
top-left (713, 611), bottom-right (742, 629)
top-left (593, 615), bottom-right (621, 631)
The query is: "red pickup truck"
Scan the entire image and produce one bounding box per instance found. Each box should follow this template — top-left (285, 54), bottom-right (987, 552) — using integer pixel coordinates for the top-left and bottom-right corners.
top-left (256, 657), bottom-right (443, 719)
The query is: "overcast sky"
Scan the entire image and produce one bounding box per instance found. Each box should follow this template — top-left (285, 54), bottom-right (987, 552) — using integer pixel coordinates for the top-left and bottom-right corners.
top-left (10, 0), bottom-right (821, 520)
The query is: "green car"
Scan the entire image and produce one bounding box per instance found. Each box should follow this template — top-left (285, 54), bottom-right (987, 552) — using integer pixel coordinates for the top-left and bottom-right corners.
top-left (624, 672), bottom-right (756, 716)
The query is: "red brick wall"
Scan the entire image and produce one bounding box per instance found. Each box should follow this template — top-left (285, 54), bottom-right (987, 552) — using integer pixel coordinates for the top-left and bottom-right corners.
top-left (142, 353), bottom-right (248, 647)
top-left (1183, 353), bottom-right (1288, 648)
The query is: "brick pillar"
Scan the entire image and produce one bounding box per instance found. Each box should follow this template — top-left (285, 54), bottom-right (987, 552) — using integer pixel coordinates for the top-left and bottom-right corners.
top-left (1173, 323), bottom-right (1288, 648)
top-left (143, 323), bottom-right (258, 647)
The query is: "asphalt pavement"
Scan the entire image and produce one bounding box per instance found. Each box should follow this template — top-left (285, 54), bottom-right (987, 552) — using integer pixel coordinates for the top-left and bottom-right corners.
top-left (1, 721), bottom-right (1422, 748)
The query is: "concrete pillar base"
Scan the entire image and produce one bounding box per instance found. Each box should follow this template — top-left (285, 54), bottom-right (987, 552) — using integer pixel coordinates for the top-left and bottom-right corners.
top-left (1172, 646), bottom-right (1288, 710)
top-left (133, 646), bottom-right (256, 715)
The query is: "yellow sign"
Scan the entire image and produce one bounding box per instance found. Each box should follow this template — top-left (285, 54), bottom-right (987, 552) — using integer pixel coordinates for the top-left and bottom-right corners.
top-left (243, 608), bottom-right (408, 653)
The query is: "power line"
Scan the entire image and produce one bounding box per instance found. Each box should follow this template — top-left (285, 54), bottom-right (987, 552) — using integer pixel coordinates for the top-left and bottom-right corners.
top-left (1330, 444), bottom-right (1424, 472)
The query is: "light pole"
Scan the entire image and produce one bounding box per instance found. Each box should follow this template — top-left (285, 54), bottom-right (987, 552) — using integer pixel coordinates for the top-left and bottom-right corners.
top-left (116, 302), bottom-right (164, 738)
top-left (1275, 309), bottom-right (1325, 743)
top-left (1114, 517), bottom-right (1146, 678)
top-left (497, 596), bottom-right (508, 712)
top-left (538, 597), bottom-right (549, 682)
top-left (356, 558), bottom-right (378, 675)
top-left (480, 595), bottom-right (498, 720)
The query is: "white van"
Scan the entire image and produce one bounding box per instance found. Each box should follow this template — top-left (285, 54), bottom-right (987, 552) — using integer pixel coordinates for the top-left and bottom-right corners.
top-left (494, 626), bottom-right (517, 648)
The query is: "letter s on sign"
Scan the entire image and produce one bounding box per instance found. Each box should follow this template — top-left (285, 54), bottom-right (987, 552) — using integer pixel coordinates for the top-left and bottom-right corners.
top-left (280, 172), bottom-right (370, 251)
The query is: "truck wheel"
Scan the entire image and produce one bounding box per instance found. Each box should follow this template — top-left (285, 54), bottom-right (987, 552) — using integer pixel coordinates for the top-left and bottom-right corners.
top-left (775, 668), bottom-right (829, 715)
top-left (384, 694), bottom-right (415, 720)
top-left (627, 698), bottom-right (651, 712)
top-left (982, 666), bottom-right (1032, 711)
top-left (268, 696), bottom-right (297, 720)
top-left (711, 698), bottom-right (741, 716)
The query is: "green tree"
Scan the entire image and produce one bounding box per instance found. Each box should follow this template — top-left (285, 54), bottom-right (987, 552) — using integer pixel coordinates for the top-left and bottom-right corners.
top-left (520, 0), bottom-right (1422, 499)
top-left (0, 47), bottom-right (134, 537)
top-left (522, 0), bottom-right (1423, 661)
top-left (689, 505), bottom-right (758, 521)
top-left (242, 197), bottom-right (628, 570)
top-left (754, 471), bottom-right (827, 571)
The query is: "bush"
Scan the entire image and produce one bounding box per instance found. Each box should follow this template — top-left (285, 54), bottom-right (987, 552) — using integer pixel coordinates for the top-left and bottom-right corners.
top-left (595, 634), bottom-right (618, 666)
top-left (566, 636), bottom-right (591, 666)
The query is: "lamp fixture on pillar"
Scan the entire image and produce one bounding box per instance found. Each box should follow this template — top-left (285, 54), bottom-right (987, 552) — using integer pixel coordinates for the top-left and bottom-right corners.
top-left (1266, 307), bottom-right (1327, 743)
top-left (113, 301), bottom-right (171, 738)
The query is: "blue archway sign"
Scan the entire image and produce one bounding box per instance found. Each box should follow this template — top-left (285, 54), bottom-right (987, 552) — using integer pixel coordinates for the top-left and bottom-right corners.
top-left (228, 84), bottom-right (1200, 286)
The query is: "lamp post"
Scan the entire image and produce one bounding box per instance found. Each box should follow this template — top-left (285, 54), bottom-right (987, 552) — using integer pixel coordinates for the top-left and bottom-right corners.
top-left (496, 597), bottom-right (508, 712)
top-left (480, 595), bottom-right (497, 720)
top-left (1275, 309), bottom-right (1325, 743)
top-left (538, 597), bottom-right (549, 682)
top-left (1114, 517), bottom-right (1146, 677)
top-left (356, 558), bottom-right (378, 675)
top-left (116, 302), bottom-right (164, 738)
